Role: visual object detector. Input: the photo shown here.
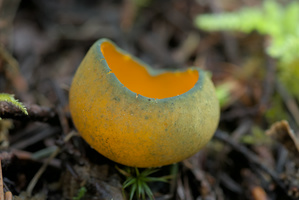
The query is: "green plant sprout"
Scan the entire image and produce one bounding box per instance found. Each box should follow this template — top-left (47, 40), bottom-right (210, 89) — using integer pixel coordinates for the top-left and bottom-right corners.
top-left (73, 186), bottom-right (87, 200)
top-left (0, 93), bottom-right (28, 120)
top-left (116, 166), bottom-right (171, 200)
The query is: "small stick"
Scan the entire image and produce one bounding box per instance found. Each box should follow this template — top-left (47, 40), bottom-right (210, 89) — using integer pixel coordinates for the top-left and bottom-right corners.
top-left (214, 130), bottom-right (288, 193)
top-left (4, 192), bottom-right (12, 200)
top-left (0, 101), bottom-right (60, 125)
top-left (26, 131), bottom-right (78, 196)
top-left (259, 55), bottom-right (276, 113)
top-left (0, 160), bottom-right (4, 200)
top-left (208, 0), bottom-right (240, 64)
top-left (0, 45), bottom-right (19, 74)
top-left (26, 147), bottom-right (60, 196)
top-left (0, 45), bottom-right (28, 92)
top-left (276, 81), bottom-right (299, 128)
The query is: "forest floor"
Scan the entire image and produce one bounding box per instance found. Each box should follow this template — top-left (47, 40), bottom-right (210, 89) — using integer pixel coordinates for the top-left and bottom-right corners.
top-left (0, 0), bottom-right (298, 200)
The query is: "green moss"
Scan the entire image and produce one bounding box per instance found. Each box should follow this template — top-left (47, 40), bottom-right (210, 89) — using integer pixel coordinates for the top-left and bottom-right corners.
top-left (0, 93), bottom-right (28, 120)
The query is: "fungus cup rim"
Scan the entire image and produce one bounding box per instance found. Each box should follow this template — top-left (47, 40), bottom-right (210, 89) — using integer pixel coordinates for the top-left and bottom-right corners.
top-left (94, 38), bottom-right (206, 102)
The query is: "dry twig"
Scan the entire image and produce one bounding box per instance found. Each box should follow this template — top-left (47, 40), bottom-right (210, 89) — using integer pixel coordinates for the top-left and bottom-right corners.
top-left (214, 130), bottom-right (288, 195)
top-left (0, 101), bottom-right (59, 124)
top-left (0, 160), bottom-right (3, 200)
top-left (259, 55), bottom-right (276, 113)
top-left (266, 120), bottom-right (299, 157)
top-left (276, 81), bottom-right (299, 128)
top-left (26, 131), bottom-right (78, 197)
top-left (0, 45), bottom-right (27, 92)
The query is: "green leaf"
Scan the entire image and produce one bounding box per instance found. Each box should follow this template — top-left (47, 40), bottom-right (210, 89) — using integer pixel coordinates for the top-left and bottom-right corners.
top-left (140, 168), bottom-right (159, 177)
top-left (129, 183), bottom-right (137, 200)
top-left (142, 176), bottom-right (169, 183)
top-left (139, 181), bottom-right (149, 200)
top-left (123, 176), bottom-right (136, 189)
top-left (135, 167), bottom-right (140, 176)
top-left (142, 183), bottom-right (154, 200)
top-left (136, 178), bottom-right (142, 198)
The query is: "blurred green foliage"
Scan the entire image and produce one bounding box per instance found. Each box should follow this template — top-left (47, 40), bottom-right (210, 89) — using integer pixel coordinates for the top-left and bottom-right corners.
top-left (241, 125), bottom-right (272, 145)
top-left (264, 92), bottom-right (290, 123)
top-left (215, 82), bottom-right (234, 108)
top-left (132, 0), bottom-right (152, 8)
top-left (73, 187), bottom-right (87, 200)
top-left (195, 0), bottom-right (299, 65)
top-left (195, 1), bottom-right (299, 122)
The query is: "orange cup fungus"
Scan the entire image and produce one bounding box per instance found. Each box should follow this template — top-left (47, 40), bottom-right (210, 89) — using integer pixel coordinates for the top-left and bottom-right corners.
top-left (69, 38), bottom-right (220, 168)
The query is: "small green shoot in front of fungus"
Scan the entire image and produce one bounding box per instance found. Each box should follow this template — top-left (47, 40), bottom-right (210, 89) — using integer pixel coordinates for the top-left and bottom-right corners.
top-left (73, 186), bottom-right (87, 200)
top-left (116, 166), bottom-right (170, 200)
top-left (0, 93), bottom-right (28, 120)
